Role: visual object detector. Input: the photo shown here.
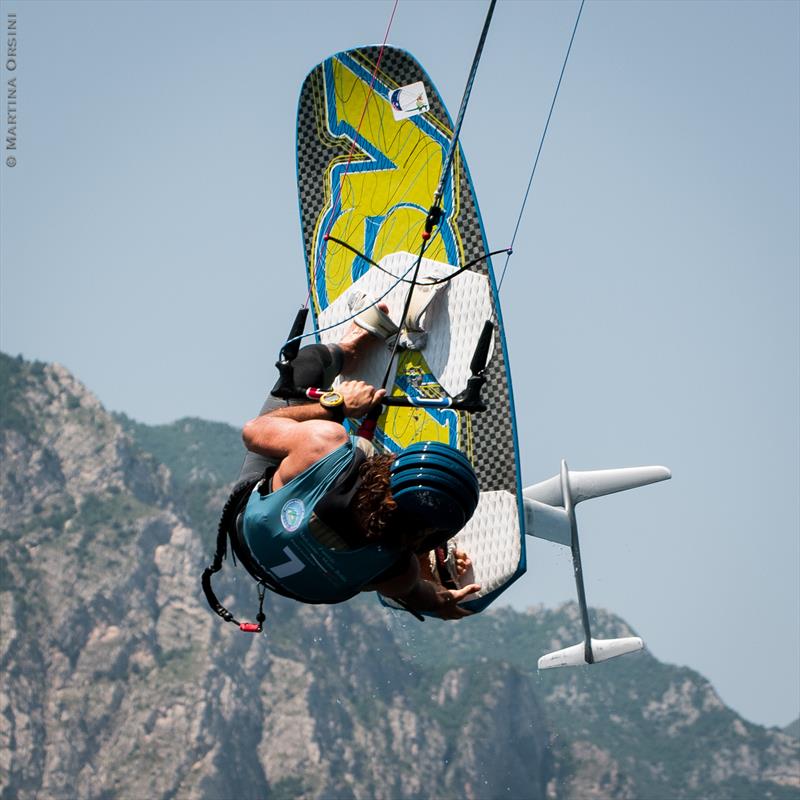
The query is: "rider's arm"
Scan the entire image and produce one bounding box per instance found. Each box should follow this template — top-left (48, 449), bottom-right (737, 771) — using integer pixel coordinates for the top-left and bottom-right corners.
top-left (396, 578), bottom-right (481, 620)
top-left (241, 380), bottom-right (384, 488)
top-left (243, 414), bottom-right (347, 489)
top-left (372, 556), bottom-right (481, 620)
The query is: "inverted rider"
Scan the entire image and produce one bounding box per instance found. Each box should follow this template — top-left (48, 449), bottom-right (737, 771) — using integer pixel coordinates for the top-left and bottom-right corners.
top-left (213, 304), bottom-right (482, 621)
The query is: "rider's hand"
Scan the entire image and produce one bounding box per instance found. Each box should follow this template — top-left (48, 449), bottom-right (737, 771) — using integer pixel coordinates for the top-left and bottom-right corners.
top-left (433, 583), bottom-right (481, 620)
top-left (339, 380), bottom-right (386, 418)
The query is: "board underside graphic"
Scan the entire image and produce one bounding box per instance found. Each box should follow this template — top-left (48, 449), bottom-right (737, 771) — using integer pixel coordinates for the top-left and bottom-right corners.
top-left (296, 46), bottom-right (525, 609)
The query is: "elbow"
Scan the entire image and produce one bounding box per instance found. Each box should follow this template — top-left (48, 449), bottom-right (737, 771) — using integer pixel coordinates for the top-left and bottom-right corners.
top-left (242, 418), bottom-right (262, 453)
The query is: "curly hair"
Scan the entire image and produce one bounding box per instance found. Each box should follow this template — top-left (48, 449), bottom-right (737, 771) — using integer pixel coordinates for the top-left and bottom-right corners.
top-left (352, 454), bottom-right (398, 545)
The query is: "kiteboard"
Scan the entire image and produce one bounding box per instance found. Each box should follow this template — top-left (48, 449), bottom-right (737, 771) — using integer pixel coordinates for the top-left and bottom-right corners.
top-left (294, 46), bottom-right (525, 613)
top-left (202, 13), bottom-right (671, 669)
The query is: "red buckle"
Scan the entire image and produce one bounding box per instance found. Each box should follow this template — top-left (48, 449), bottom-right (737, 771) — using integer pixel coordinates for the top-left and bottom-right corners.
top-left (239, 622), bottom-right (261, 633)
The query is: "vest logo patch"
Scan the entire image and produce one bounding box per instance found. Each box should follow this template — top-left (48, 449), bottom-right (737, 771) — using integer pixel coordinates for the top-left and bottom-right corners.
top-left (280, 498), bottom-right (305, 532)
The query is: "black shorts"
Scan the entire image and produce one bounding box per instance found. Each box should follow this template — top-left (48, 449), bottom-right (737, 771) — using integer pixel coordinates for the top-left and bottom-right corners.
top-left (236, 343), bottom-right (344, 484)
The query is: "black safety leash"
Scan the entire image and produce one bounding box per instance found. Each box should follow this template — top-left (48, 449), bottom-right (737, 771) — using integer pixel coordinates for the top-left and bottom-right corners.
top-left (202, 476), bottom-right (313, 633)
top-left (201, 481), bottom-right (267, 633)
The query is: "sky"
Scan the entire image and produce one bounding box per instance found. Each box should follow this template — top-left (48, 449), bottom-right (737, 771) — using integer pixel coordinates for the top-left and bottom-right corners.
top-left (1, 0), bottom-right (798, 729)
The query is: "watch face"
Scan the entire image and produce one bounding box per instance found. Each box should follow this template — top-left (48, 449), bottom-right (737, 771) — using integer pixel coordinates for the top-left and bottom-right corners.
top-left (320, 390), bottom-right (344, 409)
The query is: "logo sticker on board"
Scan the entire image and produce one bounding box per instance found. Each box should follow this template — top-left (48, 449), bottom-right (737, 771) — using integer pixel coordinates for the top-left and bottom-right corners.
top-left (280, 498), bottom-right (305, 532)
top-left (389, 81), bottom-right (429, 121)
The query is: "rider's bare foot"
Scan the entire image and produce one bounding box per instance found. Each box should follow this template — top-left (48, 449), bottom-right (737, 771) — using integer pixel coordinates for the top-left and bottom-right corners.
top-left (339, 302), bottom-right (390, 372)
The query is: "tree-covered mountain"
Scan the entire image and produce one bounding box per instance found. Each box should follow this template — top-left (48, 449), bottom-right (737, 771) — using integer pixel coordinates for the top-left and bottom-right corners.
top-left (1, 352), bottom-right (798, 800)
top-left (114, 412), bottom-right (245, 550)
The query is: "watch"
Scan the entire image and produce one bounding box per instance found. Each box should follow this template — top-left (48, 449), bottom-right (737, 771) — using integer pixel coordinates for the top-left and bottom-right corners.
top-left (319, 390), bottom-right (345, 420)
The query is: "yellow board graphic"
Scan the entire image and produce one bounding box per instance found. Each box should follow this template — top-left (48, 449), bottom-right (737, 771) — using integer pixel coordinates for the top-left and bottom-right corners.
top-left (303, 51), bottom-right (467, 454)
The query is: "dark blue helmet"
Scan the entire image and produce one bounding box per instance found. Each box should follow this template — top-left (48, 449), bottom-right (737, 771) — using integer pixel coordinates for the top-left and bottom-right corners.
top-left (389, 441), bottom-right (480, 552)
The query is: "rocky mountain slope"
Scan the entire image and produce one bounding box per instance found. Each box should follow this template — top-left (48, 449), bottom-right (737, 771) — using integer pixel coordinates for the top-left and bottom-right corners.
top-left (1, 352), bottom-right (798, 800)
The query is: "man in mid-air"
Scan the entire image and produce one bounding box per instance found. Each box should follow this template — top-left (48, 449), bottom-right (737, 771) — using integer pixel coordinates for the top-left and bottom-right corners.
top-left (221, 303), bottom-right (481, 620)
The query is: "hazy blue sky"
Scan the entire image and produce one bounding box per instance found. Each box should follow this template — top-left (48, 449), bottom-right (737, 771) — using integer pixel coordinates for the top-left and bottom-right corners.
top-left (1, 0), bottom-right (798, 729)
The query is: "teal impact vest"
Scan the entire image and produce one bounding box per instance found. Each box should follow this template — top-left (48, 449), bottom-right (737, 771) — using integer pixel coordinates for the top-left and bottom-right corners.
top-left (240, 437), bottom-right (401, 603)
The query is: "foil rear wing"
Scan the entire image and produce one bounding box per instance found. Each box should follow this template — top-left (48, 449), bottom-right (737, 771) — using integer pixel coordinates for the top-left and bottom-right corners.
top-left (524, 461), bottom-right (670, 669)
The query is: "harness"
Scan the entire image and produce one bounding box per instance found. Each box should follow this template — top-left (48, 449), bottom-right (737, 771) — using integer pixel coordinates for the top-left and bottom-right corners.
top-left (239, 437), bottom-right (401, 604)
top-left (201, 438), bottom-right (402, 631)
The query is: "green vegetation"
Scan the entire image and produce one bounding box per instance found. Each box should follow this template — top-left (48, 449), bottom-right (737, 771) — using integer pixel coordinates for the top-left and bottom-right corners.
top-left (269, 776), bottom-right (308, 800)
top-left (115, 414), bottom-right (244, 548)
top-left (0, 352), bottom-right (40, 438)
top-left (114, 414), bottom-right (243, 487)
top-left (21, 496), bottom-right (77, 537)
top-left (75, 493), bottom-right (151, 533)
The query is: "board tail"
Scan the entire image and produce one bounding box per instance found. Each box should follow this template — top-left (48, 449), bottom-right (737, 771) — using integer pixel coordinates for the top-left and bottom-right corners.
top-left (523, 460), bottom-right (669, 669)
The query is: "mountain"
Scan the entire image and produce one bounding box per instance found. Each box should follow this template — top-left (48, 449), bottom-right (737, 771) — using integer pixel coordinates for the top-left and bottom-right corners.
top-left (1, 352), bottom-right (798, 800)
top-left (113, 412), bottom-right (244, 550)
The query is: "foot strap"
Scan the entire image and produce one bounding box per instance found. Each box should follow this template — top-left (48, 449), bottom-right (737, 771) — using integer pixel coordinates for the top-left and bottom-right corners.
top-left (348, 292), bottom-right (400, 340)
